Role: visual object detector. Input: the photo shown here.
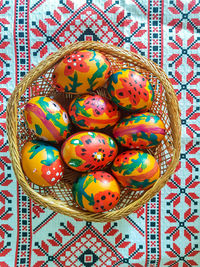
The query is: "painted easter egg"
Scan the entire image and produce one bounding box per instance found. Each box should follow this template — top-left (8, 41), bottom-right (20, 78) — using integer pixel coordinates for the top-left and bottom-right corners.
top-left (112, 150), bottom-right (160, 191)
top-left (24, 96), bottom-right (71, 143)
top-left (107, 69), bottom-right (154, 111)
top-left (72, 171), bottom-right (120, 212)
top-left (61, 131), bottom-right (118, 172)
top-left (21, 141), bottom-right (64, 187)
top-left (113, 112), bottom-right (166, 149)
top-left (52, 50), bottom-right (111, 94)
top-left (69, 94), bottom-right (120, 130)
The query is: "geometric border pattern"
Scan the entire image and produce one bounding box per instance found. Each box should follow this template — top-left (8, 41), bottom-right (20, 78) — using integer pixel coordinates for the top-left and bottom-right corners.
top-left (0, 0), bottom-right (199, 266)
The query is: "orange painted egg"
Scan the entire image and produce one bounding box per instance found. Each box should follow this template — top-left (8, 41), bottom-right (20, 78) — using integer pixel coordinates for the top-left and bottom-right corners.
top-left (113, 112), bottom-right (166, 149)
top-left (61, 131), bottom-right (118, 172)
top-left (107, 69), bottom-right (154, 111)
top-left (24, 96), bottom-right (71, 143)
top-left (52, 50), bottom-right (111, 94)
top-left (72, 171), bottom-right (120, 212)
top-left (112, 150), bottom-right (160, 191)
top-left (69, 94), bottom-right (120, 130)
top-left (21, 141), bottom-right (64, 187)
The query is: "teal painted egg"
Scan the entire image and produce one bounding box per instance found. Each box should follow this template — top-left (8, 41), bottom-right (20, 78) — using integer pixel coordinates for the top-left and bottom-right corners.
top-left (61, 131), bottom-right (118, 172)
top-left (72, 171), bottom-right (120, 212)
top-left (107, 69), bottom-right (154, 111)
top-left (113, 112), bottom-right (166, 149)
top-left (111, 150), bottom-right (160, 191)
top-left (24, 96), bottom-right (71, 143)
top-left (69, 94), bottom-right (120, 129)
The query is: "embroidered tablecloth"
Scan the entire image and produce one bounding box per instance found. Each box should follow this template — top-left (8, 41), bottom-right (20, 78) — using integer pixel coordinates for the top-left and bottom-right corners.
top-left (1, 0), bottom-right (200, 266)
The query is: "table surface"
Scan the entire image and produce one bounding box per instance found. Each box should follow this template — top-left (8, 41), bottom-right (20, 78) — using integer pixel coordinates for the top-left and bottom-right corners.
top-left (1, 0), bottom-right (200, 266)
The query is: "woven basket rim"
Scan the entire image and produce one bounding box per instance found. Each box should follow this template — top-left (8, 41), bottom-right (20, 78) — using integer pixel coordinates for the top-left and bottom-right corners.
top-left (6, 41), bottom-right (181, 222)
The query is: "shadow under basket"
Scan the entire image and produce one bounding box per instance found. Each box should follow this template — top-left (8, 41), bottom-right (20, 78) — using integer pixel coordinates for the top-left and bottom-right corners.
top-left (6, 41), bottom-right (181, 222)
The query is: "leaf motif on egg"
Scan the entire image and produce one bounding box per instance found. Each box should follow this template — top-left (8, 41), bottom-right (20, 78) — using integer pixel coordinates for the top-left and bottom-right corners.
top-left (112, 150), bottom-right (160, 191)
top-left (53, 50), bottom-right (111, 94)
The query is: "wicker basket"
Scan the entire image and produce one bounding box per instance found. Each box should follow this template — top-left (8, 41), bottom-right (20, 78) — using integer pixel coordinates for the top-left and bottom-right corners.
top-left (6, 41), bottom-right (181, 222)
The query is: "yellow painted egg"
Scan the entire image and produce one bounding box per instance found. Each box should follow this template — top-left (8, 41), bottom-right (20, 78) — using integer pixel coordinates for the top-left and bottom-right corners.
top-left (72, 171), bottom-right (120, 212)
top-left (107, 69), bottom-right (154, 111)
top-left (24, 96), bottom-right (71, 143)
top-left (21, 141), bottom-right (64, 187)
top-left (112, 150), bottom-right (160, 191)
top-left (61, 131), bottom-right (118, 172)
top-left (52, 50), bottom-right (111, 94)
top-left (113, 112), bottom-right (166, 149)
top-left (69, 94), bottom-right (120, 130)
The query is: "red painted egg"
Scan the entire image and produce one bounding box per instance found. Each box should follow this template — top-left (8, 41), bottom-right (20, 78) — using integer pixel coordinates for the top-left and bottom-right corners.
top-left (61, 131), bottom-right (118, 172)
top-left (21, 141), bottom-right (64, 187)
top-left (107, 69), bottom-right (154, 111)
top-left (72, 171), bottom-right (120, 212)
top-left (112, 150), bottom-right (160, 191)
top-left (52, 50), bottom-right (111, 94)
top-left (69, 94), bottom-right (120, 129)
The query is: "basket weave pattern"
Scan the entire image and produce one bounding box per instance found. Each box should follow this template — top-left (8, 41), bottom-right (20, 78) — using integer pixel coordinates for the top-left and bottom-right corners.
top-left (6, 41), bottom-right (181, 222)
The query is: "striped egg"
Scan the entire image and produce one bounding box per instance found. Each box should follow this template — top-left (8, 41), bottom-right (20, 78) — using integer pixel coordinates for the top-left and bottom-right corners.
top-left (111, 150), bottom-right (160, 191)
top-left (21, 141), bottom-right (64, 187)
top-left (72, 171), bottom-right (120, 213)
top-left (52, 50), bottom-right (111, 94)
top-left (69, 94), bottom-right (120, 130)
top-left (24, 96), bottom-right (71, 143)
top-left (113, 112), bottom-right (166, 149)
top-left (107, 69), bottom-right (154, 111)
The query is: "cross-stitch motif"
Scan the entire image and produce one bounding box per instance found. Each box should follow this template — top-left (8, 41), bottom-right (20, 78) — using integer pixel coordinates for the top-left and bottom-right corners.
top-left (0, 0), bottom-right (199, 266)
